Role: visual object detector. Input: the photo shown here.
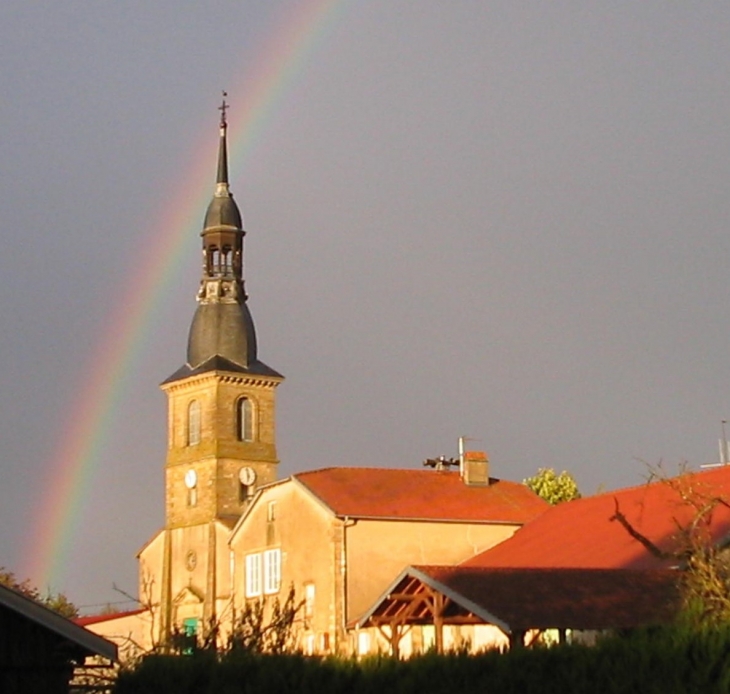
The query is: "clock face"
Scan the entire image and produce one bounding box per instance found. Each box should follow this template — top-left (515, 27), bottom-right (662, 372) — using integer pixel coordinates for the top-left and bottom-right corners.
top-left (184, 469), bottom-right (198, 489)
top-left (239, 466), bottom-right (256, 487)
top-left (185, 549), bottom-right (197, 571)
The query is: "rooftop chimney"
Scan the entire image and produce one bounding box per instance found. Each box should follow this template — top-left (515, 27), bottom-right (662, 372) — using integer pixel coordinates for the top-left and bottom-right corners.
top-left (462, 450), bottom-right (489, 486)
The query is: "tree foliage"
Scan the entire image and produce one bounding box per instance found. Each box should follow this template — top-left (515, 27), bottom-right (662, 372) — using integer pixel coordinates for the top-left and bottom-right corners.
top-left (524, 468), bottom-right (581, 505)
top-left (0, 566), bottom-right (79, 618)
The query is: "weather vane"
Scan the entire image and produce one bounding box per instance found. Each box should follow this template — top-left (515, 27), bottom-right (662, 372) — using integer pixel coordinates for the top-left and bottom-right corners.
top-left (219, 90), bottom-right (229, 126)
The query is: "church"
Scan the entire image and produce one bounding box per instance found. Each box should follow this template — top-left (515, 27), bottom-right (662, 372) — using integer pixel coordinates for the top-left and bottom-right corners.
top-left (81, 100), bottom-right (550, 657)
top-left (86, 100), bottom-right (708, 659)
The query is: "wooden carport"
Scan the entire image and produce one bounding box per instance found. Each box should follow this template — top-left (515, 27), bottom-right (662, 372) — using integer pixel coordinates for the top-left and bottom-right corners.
top-left (355, 565), bottom-right (680, 657)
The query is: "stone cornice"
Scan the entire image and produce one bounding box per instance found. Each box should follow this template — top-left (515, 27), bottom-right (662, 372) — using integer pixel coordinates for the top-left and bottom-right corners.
top-left (161, 370), bottom-right (282, 393)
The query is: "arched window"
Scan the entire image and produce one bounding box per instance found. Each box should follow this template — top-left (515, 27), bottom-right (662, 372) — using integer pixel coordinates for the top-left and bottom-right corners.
top-left (188, 400), bottom-right (201, 446)
top-left (212, 249), bottom-right (221, 275)
top-left (236, 397), bottom-right (253, 442)
top-left (222, 247), bottom-right (233, 275)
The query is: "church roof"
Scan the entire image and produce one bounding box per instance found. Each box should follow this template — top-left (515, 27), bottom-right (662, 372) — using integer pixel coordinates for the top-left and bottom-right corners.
top-left (167, 97), bottom-right (282, 383)
top-left (203, 190), bottom-right (242, 230)
top-left (162, 354), bottom-right (282, 385)
top-left (186, 302), bottom-right (259, 372)
top-left (464, 465), bottom-right (730, 570)
top-left (293, 467), bottom-right (549, 524)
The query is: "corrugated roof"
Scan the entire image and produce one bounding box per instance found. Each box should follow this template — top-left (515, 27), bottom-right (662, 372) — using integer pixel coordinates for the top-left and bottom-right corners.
top-left (465, 465), bottom-right (730, 570)
top-left (293, 467), bottom-right (548, 523)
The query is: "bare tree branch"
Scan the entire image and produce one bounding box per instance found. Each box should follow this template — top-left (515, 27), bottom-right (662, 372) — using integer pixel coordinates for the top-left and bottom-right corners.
top-left (609, 497), bottom-right (673, 560)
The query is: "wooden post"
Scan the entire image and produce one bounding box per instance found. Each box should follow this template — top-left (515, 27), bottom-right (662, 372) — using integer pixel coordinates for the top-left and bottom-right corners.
top-left (509, 630), bottom-right (525, 650)
top-left (390, 625), bottom-right (401, 659)
top-left (433, 593), bottom-right (444, 653)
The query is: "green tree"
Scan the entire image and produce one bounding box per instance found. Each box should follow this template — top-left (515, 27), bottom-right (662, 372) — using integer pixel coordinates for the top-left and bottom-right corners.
top-left (0, 566), bottom-right (79, 618)
top-left (524, 468), bottom-right (581, 505)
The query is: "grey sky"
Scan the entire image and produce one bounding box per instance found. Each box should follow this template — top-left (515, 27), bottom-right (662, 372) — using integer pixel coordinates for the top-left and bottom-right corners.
top-left (1, 1), bottom-right (730, 610)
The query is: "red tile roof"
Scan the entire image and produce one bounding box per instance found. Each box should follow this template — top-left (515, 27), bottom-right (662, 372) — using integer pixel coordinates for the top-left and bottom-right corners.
top-left (361, 566), bottom-right (680, 632)
top-left (294, 467), bottom-right (548, 524)
top-left (74, 608), bottom-right (146, 627)
top-left (465, 465), bottom-right (730, 570)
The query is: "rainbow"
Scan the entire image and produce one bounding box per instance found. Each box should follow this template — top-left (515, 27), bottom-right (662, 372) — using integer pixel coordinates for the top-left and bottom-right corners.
top-left (23, 0), bottom-right (351, 593)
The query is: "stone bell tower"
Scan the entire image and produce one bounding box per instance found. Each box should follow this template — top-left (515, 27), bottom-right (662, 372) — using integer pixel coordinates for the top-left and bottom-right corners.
top-left (145, 95), bottom-right (283, 640)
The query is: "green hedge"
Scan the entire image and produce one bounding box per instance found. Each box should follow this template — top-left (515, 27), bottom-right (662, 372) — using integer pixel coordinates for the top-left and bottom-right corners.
top-left (114, 625), bottom-right (730, 694)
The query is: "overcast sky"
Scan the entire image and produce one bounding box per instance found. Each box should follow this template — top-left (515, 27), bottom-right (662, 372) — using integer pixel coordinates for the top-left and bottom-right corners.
top-left (2, 1), bottom-right (730, 610)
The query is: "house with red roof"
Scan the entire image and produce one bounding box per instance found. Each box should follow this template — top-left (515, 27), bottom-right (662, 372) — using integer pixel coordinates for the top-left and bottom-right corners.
top-left (356, 465), bottom-right (730, 653)
top-left (228, 461), bottom-right (548, 655)
top-left (464, 464), bottom-right (730, 571)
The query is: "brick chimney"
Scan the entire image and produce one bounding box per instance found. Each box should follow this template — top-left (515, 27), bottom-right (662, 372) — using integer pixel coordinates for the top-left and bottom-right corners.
top-left (462, 450), bottom-right (489, 486)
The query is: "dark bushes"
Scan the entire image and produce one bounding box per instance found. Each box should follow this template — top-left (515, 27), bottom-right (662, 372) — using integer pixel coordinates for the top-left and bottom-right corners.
top-left (114, 624), bottom-right (730, 694)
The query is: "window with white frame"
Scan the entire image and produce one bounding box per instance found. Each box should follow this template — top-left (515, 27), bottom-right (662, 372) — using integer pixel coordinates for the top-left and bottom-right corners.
top-left (263, 548), bottom-right (281, 594)
top-left (245, 553), bottom-right (262, 597)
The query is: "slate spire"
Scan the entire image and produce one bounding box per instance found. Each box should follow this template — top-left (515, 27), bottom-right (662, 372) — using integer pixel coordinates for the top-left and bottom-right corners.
top-left (185, 95), bottom-right (257, 371)
top-left (216, 92), bottom-right (230, 188)
top-left (162, 95), bottom-right (282, 383)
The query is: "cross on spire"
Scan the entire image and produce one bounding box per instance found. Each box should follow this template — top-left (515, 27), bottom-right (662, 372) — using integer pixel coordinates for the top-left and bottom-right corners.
top-left (219, 91), bottom-right (229, 127)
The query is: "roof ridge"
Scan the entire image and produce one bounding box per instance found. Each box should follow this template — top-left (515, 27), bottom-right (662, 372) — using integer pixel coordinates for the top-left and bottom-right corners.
top-left (75, 608), bottom-right (147, 626)
top-left (565, 464), bottom-right (730, 506)
top-left (294, 465), bottom-right (506, 478)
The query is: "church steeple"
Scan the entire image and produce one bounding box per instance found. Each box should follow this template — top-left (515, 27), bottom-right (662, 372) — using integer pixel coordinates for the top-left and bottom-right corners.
top-left (160, 94), bottom-right (283, 519)
top-left (146, 95), bottom-right (283, 644)
top-left (163, 95), bottom-right (279, 380)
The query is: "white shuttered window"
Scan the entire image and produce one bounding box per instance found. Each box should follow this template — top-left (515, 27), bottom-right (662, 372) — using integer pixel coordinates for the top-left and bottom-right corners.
top-left (245, 553), bottom-right (262, 597)
top-left (263, 549), bottom-right (281, 594)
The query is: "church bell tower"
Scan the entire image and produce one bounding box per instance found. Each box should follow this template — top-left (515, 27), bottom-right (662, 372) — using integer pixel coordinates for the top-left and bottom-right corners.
top-left (150, 96), bottom-right (283, 638)
top-left (161, 96), bottom-right (283, 527)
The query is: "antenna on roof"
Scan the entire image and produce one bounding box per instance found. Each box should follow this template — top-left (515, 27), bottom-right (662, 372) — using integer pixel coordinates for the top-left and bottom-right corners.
top-left (459, 435), bottom-right (479, 478)
top-left (423, 456), bottom-right (459, 471)
top-left (702, 420), bottom-right (729, 469)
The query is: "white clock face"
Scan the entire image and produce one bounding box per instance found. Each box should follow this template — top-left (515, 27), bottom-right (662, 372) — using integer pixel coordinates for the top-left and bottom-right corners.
top-left (184, 469), bottom-right (198, 489)
top-left (239, 466), bottom-right (256, 487)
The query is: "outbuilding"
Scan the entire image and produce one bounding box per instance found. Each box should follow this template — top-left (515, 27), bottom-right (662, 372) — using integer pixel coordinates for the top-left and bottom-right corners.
top-left (0, 582), bottom-right (117, 694)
